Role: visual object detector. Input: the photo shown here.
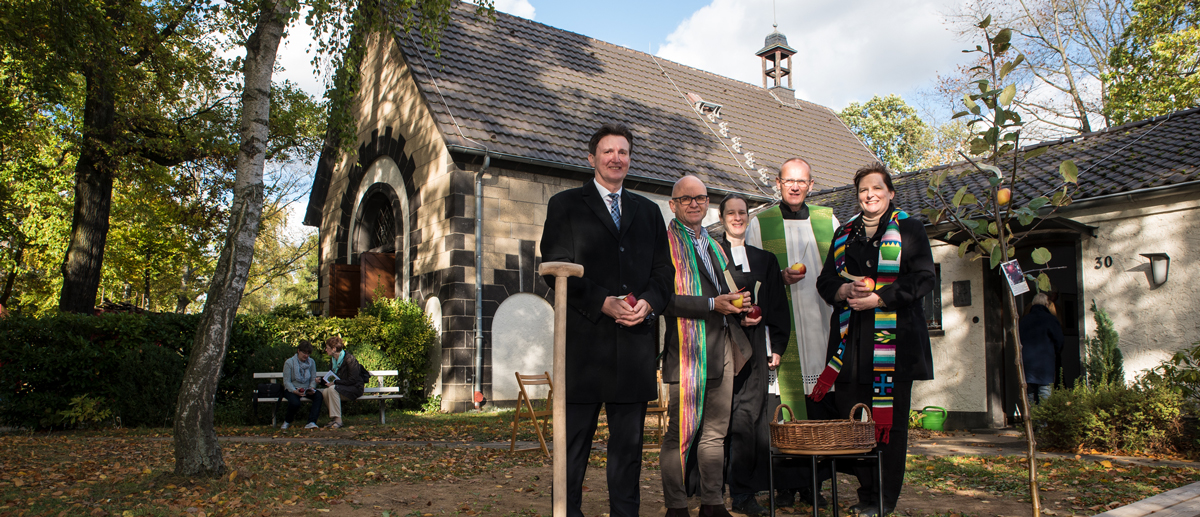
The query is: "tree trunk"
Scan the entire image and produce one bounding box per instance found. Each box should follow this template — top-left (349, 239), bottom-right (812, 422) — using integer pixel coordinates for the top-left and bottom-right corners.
top-left (172, 0), bottom-right (291, 477)
top-left (0, 245), bottom-right (23, 306)
top-left (59, 64), bottom-right (117, 314)
top-left (176, 263), bottom-right (193, 314)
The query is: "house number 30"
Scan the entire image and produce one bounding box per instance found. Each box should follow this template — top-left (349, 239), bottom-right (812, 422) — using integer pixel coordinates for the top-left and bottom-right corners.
top-left (1094, 256), bottom-right (1113, 269)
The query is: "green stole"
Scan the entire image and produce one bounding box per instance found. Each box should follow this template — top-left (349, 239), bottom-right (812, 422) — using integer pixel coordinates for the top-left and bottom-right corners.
top-left (756, 204), bottom-right (834, 419)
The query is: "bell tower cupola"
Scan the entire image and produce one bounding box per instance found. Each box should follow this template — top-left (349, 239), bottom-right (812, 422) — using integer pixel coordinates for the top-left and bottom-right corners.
top-left (756, 25), bottom-right (796, 93)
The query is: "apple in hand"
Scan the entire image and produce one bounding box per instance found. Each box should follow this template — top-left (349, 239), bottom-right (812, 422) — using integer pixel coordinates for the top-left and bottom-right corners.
top-left (862, 278), bottom-right (876, 291)
top-left (624, 293), bottom-right (637, 308)
top-left (996, 187), bottom-right (1012, 206)
top-left (733, 296), bottom-right (743, 308)
top-left (747, 305), bottom-right (762, 319)
top-left (790, 262), bottom-right (806, 274)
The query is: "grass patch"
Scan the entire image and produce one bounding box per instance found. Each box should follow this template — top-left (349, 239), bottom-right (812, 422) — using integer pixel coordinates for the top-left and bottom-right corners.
top-left (907, 454), bottom-right (1200, 511)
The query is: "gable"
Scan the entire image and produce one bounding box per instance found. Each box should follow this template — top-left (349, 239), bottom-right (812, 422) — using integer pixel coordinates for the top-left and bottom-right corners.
top-left (390, 4), bottom-right (878, 198)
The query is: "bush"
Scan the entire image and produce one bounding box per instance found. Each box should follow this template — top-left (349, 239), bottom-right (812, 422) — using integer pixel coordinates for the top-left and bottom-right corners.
top-left (1032, 381), bottom-right (1185, 455)
top-left (0, 298), bottom-right (437, 428)
top-left (1084, 301), bottom-right (1124, 387)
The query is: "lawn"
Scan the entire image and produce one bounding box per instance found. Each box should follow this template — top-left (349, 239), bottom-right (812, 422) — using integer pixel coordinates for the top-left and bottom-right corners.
top-left (1, 410), bottom-right (1197, 516)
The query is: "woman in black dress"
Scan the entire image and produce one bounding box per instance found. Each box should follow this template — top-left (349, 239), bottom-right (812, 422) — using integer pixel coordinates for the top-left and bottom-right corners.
top-left (813, 164), bottom-right (935, 516)
top-left (718, 194), bottom-right (791, 514)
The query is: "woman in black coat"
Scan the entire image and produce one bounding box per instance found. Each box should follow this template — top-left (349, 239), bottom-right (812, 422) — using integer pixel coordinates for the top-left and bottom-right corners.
top-left (717, 194), bottom-right (791, 514)
top-left (813, 164), bottom-right (935, 516)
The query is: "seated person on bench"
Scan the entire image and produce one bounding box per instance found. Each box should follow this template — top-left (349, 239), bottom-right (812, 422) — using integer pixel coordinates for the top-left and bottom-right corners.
top-left (282, 340), bottom-right (323, 429)
top-left (318, 336), bottom-right (365, 429)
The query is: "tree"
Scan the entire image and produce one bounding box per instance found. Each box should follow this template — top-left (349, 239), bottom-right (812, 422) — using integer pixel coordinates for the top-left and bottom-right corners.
top-left (0, 0), bottom-right (237, 314)
top-left (839, 94), bottom-right (936, 172)
top-left (171, 0), bottom-right (494, 477)
top-left (1105, 0), bottom-right (1200, 124)
top-left (923, 16), bottom-right (1082, 516)
top-left (941, 0), bottom-right (1130, 138)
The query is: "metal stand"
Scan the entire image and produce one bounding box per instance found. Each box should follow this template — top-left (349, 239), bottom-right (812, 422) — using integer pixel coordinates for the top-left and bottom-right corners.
top-left (768, 448), bottom-right (883, 517)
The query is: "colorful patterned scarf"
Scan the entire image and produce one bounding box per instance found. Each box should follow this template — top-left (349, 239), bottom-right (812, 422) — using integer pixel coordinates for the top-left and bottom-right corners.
top-left (809, 209), bottom-right (905, 443)
top-left (757, 204), bottom-right (835, 420)
top-left (666, 218), bottom-right (730, 476)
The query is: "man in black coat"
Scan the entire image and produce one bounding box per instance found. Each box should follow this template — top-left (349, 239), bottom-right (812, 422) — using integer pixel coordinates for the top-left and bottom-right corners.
top-left (1020, 293), bottom-right (1063, 404)
top-left (540, 123), bottom-right (674, 517)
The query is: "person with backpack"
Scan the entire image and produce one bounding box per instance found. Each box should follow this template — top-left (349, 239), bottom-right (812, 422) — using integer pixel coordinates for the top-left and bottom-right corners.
top-left (318, 336), bottom-right (366, 429)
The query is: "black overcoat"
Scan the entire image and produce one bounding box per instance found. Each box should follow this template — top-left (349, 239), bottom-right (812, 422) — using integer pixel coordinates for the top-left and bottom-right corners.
top-left (1019, 304), bottom-right (1064, 385)
top-left (540, 182), bottom-right (674, 403)
top-left (815, 205), bottom-right (935, 384)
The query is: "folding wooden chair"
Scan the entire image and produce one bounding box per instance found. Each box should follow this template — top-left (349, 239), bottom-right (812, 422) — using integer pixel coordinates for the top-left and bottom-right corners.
top-left (644, 370), bottom-right (669, 450)
top-left (510, 371), bottom-right (553, 457)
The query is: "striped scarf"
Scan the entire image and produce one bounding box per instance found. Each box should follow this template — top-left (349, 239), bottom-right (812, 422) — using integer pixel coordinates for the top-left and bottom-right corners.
top-left (809, 209), bottom-right (905, 443)
top-left (666, 218), bottom-right (729, 476)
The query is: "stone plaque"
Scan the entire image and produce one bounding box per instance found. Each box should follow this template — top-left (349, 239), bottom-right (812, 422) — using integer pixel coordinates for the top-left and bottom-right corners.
top-left (490, 293), bottom-right (554, 403)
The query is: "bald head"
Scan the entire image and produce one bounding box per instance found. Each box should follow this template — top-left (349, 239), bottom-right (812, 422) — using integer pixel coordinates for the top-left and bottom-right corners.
top-left (778, 158), bottom-right (814, 211)
top-left (669, 175), bottom-right (709, 230)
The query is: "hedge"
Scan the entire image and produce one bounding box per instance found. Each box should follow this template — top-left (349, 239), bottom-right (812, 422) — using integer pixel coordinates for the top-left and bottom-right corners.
top-left (0, 298), bottom-right (436, 429)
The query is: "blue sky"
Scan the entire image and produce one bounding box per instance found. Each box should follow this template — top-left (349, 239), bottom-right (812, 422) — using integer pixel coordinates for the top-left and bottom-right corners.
top-left (276, 0), bottom-right (973, 118)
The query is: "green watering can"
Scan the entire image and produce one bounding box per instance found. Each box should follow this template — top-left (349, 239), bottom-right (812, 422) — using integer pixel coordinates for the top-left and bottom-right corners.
top-left (921, 406), bottom-right (947, 431)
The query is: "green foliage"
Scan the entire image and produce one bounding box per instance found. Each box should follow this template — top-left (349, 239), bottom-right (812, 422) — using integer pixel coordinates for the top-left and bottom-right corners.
top-left (1032, 382), bottom-right (1187, 455)
top-left (838, 94), bottom-right (935, 172)
top-left (1085, 301), bottom-right (1125, 387)
top-left (923, 15), bottom-right (1080, 279)
top-left (422, 395), bottom-right (444, 414)
top-left (55, 395), bottom-right (114, 429)
top-left (0, 301), bottom-right (437, 428)
top-left (1105, 0), bottom-right (1200, 124)
top-left (1137, 341), bottom-right (1200, 415)
top-left (909, 409), bottom-right (927, 428)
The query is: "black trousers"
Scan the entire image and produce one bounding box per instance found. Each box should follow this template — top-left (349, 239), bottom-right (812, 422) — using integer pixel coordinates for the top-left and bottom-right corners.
top-left (566, 401), bottom-right (647, 517)
top-left (835, 379), bottom-right (913, 507)
top-left (283, 390), bottom-right (323, 425)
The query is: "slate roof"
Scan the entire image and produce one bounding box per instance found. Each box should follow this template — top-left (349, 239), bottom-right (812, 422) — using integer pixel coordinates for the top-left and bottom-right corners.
top-left (808, 107), bottom-right (1200, 223)
top-left (390, 4), bottom-right (879, 198)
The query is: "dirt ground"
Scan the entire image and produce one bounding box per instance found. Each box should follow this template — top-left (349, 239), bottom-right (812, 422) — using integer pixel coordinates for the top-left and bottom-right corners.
top-left (277, 461), bottom-right (1056, 517)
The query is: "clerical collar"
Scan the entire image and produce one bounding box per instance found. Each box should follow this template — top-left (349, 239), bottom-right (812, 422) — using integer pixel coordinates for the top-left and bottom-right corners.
top-left (780, 202), bottom-right (809, 220)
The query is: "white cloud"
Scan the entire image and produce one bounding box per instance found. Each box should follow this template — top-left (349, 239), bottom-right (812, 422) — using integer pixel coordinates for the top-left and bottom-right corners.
top-left (494, 0), bottom-right (536, 19)
top-left (657, 0), bottom-right (968, 111)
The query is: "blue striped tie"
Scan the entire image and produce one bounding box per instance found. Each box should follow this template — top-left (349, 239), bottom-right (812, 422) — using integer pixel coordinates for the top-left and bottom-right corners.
top-left (608, 193), bottom-right (621, 227)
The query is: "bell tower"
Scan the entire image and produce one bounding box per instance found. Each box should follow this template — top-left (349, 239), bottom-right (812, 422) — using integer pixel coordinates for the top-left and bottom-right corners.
top-left (756, 25), bottom-right (796, 95)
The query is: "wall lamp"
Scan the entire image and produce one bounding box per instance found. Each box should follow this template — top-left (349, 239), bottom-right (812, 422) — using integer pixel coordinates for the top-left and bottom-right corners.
top-left (1139, 253), bottom-right (1170, 287)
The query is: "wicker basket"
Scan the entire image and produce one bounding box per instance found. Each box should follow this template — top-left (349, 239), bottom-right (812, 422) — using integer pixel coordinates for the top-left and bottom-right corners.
top-left (769, 402), bottom-right (876, 455)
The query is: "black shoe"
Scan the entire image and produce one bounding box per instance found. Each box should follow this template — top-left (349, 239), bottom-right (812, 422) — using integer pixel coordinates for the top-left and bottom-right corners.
top-left (797, 487), bottom-right (828, 509)
top-left (665, 508), bottom-right (692, 517)
top-left (774, 488), bottom-right (795, 507)
top-left (698, 504), bottom-right (735, 517)
top-left (730, 495), bottom-right (769, 516)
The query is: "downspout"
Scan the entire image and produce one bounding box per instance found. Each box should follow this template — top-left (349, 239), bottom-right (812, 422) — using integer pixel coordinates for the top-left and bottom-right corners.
top-left (474, 151), bottom-right (491, 409)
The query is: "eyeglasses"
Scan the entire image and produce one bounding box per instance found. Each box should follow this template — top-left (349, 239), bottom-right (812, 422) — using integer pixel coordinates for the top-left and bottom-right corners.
top-left (779, 178), bottom-right (812, 187)
top-left (671, 195), bottom-right (709, 205)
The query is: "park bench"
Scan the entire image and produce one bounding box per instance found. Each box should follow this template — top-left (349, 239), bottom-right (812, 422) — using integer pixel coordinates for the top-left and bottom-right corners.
top-left (252, 370), bottom-right (405, 426)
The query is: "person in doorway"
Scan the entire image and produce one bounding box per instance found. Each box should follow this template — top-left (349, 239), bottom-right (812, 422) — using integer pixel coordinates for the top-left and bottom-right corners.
top-left (538, 123), bottom-right (674, 517)
top-left (660, 175), bottom-right (752, 517)
top-left (814, 162), bottom-right (935, 516)
top-left (318, 336), bottom-right (365, 429)
top-left (281, 340), bottom-right (323, 429)
top-left (1020, 293), bottom-right (1064, 404)
top-left (744, 157), bottom-right (840, 507)
top-left (718, 193), bottom-right (791, 515)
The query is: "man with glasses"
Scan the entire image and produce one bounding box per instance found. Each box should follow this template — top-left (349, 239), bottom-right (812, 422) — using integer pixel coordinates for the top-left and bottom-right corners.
top-left (744, 158), bottom-right (840, 508)
top-left (660, 175), bottom-right (753, 517)
top-left (540, 123), bottom-right (674, 517)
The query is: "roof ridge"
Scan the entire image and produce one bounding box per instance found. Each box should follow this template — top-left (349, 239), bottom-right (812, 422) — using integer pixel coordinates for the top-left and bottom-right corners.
top-left (473, 4), bottom-right (844, 113)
